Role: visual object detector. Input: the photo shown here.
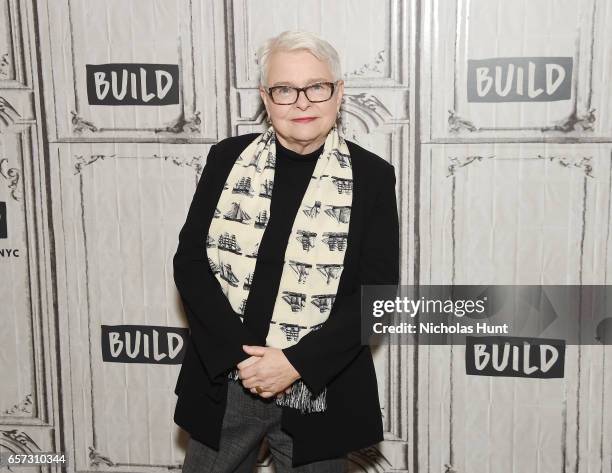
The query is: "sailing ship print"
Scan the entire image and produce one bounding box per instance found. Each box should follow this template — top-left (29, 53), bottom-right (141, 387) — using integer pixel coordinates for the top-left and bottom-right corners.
top-left (322, 232), bottom-right (348, 251)
top-left (265, 153), bottom-right (276, 170)
top-left (224, 202), bottom-right (251, 224)
top-left (309, 322), bottom-right (324, 332)
top-left (332, 149), bottom-right (351, 168)
top-left (218, 232), bottom-right (242, 254)
top-left (296, 230), bottom-right (318, 251)
top-left (239, 298), bottom-right (248, 315)
top-left (246, 242), bottom-right (259, 258)
top-left (303, 200), bottom-right (321, 218)
top-left (330, 176), bottom-right (353, 194)
top-left (214, 207), bottom-right (221, 218)
top-left (208, 257), bottom-right (219, 274)
top-left (232, 176), bottom-right (254, 196)
top-left (206, 235), bottom-right (216, 248)
top-left (243, 272), bottom-right (253, 290)
top-left (288, 260), bottom-right (313, 284)
top-left (245, 154), bottom-right (260, 168)
top-left (259, 179), bottom-right (274, 199)
top-left (282, 291), bottom-right (307, 312)
top-left (311, 294), bottom-right (336, 313)
top-left (324, 205), bottom-right (351, 224)
top-left (254, 210), bottom-right (269, 229)
top-left (220, 262), bottom-right (240, 287)
top-left (278, 322), bottom-right (308, 342)
top-left (316, 263), bottom-right (343, 284)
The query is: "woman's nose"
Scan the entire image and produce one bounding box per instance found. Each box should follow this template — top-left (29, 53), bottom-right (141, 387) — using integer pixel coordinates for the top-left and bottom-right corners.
top-left (295, 90), bottom-right (311, 109)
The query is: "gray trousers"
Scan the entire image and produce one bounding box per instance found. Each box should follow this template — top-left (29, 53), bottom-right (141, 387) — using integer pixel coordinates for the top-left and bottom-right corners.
top-left (181, 380), bottom-right (347, 473)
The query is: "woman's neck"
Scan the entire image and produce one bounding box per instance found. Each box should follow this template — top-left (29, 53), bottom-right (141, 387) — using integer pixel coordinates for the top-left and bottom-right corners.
top-left (275, 133), bottom-right (326, 155)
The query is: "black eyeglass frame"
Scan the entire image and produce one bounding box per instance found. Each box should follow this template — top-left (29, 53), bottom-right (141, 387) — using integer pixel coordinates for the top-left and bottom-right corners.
top-left (264, 80), bottom-right (340, 105)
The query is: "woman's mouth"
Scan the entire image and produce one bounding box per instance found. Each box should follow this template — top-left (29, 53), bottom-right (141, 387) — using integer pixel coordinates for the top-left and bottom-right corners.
top-left (291, 117), bottom-right (317, 123)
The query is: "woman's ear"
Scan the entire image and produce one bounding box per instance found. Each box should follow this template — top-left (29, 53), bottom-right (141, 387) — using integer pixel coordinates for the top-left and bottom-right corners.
top-left (259, 86), bottom-right (271, 115)
top-left (336, 80), bottom-right (345, 108)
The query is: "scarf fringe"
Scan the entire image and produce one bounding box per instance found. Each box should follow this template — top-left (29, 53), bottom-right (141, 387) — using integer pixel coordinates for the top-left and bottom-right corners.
top-left (227, 368), bottom-right (326, 414)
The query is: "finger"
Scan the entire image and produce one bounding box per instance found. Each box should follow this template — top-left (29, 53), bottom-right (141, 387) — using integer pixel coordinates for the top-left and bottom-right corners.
top-left (242, 345), bottom-right (266, 356)
top-left (240, 375), bottom-right (259, 389)
top-left (239, 367), bottom-right (261, 381)
top-left (237, 356), bottom-right (259, 370)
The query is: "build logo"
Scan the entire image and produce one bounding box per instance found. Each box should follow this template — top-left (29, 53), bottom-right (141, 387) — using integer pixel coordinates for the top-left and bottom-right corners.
top-left (0, 201), bottom-right (6, 239)
top-left (0, 201), bottom-right (20, 258)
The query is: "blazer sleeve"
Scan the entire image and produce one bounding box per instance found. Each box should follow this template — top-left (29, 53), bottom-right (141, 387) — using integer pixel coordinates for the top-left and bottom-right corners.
top-left (282, 162), bottom-right (400, 396)
top-left (173, 144), bottom-right (260, 383)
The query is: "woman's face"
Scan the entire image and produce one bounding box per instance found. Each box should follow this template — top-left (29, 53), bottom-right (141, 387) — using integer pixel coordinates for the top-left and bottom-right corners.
top-left (259, 50), bottom-right (344, 153)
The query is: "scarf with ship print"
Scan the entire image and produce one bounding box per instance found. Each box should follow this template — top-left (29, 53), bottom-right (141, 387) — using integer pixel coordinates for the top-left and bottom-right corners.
top-left (206, 124), bottom-right (352, 413)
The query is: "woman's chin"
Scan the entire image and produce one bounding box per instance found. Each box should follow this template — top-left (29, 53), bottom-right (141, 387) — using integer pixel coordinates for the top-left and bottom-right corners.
top-left (284, 123), bottom-right (323, 140)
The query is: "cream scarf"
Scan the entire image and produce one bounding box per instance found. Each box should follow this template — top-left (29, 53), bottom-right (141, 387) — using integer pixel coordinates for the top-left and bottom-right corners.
top-left (206, 125), bottom-right (352, 413)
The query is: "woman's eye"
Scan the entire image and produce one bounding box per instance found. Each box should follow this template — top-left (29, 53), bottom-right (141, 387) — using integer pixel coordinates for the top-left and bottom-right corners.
top-left (278, 87), bottom-right (292, 95)
top-left (310, 84), bottom-right (323, 90)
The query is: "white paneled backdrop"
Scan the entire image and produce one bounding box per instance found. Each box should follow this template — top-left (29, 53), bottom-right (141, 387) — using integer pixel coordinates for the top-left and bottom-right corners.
top-left (0, 1), bottom-right (610, 472)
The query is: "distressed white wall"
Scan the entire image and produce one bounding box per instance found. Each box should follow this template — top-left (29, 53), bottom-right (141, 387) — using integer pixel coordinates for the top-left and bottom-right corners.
top-left (0, 1), bottom-right (609, 472)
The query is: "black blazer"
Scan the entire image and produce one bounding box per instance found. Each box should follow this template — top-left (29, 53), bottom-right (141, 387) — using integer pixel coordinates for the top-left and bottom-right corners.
top-left (172, 133), bottom-right (399, 467)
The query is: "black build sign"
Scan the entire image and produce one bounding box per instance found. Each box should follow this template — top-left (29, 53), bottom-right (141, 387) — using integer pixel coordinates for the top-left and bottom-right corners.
top-left (0, 202), bottom-right (6, 239)
top-left (101, 325), bottom-right (189, 364)
top-left (467, 57), bottom-right (572, 102)
top-left (465, 335), bottom-right (565, 378)
top-left (86, 63), bottom-right (179, 105)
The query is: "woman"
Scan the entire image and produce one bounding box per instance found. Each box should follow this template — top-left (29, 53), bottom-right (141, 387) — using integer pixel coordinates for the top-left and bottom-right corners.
top-left (173, 30), bottom-right (399, 472)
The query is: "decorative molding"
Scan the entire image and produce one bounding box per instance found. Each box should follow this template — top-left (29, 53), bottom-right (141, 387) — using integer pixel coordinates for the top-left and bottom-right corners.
top-left (0, 53), bottom-right (9, 78)
top-left (440, 0), bottom-right (598, 136)
top-left (0, 158), bottom-right (22, 201)
top-left (73, 153), bottom-right (205, 176)
top-left (341, 92), bottom-right (393, 138)
top-left (537, 154), bottom-right (594, 177)
top-left (2, 394), bottom-right (33, 415)
top-left (446, 155), bottom-right (494, 177)
top-left (448, 108), bottom-right (599, 135)
top-left (233, 0), bottom-right (407, 87)
top-left (448, 109), bottom-right (477, 133)
top-left (155, 111), bottom-right (202, 134)
top-left (0, 96), bottom-right (21, 132)
top-left (541, 109), bottom-right (597, 133)
top-left (347, 50), bottom-right (386, 77)
top-left (88, 446), bottom-right (114, 467)
top-left (71, 111), bottom-right (98, 134)
top-left (153, 154), bottom-right (205, 175)
top-left (57, 2), bottom-right (209, 139)
top-left (73, 154), bottom-right (115, 175)
top-left (0, 429), bottom-right (41, 452)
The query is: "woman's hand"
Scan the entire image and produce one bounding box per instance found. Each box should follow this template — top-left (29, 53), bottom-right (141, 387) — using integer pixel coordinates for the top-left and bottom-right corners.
top-left (238, 345), bottom-right (301, 398)
top-left (236, 353), bottom-right (291, 398)
top-left (236, 355), bottom-right (259, 370)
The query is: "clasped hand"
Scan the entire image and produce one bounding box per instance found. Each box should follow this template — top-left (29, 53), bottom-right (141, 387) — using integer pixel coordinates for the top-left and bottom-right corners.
top-left (236, 345), bottom-right (301, 399)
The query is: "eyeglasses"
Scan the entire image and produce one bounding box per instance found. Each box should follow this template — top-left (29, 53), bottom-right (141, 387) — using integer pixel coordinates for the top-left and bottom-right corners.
top-left (265, 81), bottom-right (339, 105)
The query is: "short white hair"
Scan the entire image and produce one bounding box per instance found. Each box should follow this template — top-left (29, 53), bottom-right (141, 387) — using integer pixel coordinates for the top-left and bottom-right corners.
top-left (256, 30), bottom-right (342, 86)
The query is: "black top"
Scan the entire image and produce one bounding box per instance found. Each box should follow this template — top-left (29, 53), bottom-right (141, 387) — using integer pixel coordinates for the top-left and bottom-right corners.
top-left (172, 133), bottom-right (399, 466)
top-left (244, 138), bottom-right (324, 343)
